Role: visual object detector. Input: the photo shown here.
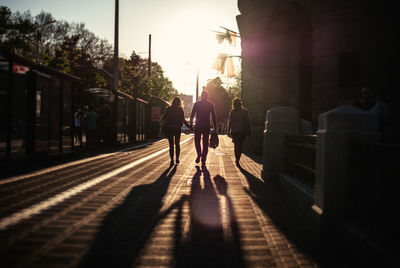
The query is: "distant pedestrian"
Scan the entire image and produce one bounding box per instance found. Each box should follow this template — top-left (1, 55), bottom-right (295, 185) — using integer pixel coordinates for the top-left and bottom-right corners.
top-left (73, 109), bottom-right (82, 145)
top-left (228, 98), bottom-right (251, 166)
top-left (353, 87), bottom-right (376, 111)
top-left (370, 91), bottom-right (390, 132)
top-left (86, 105), bottom-right (98, 149)
top-left (190, 90), bottom-right (217, 166)
top-left (161, 97), bottom-right (191, 166)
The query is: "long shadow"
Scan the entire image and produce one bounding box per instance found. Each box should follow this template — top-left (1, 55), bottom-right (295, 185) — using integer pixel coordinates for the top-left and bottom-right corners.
top-left (1, 139), bottom-right (161, 179)
top-left (174, 167), bottom-right (244, 268)
top-left (213, 175), bottom-right (245, 268)
top-left (238, 165), bottom-right (318, 260)
top-left (243, 152), bottom-right (263, 165)
top-left (79, 165), bottom-right (176, 268)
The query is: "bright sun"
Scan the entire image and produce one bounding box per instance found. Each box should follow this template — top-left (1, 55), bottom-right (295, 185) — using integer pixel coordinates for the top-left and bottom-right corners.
top-left (154, 8), bottom-right (232, 94)
top-left (161, 11), bottom-right (221, 67)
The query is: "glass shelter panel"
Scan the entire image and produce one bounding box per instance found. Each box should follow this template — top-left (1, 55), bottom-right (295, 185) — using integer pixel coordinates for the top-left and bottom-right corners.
top-left (49, 77), bottom-right (61, 155)
top-left (0, 64), bottom-right (7, 160)
top-left (35, 74), bottom-right (50, 154)
top-left (73, 89), bottom-right (85, 147)
top-left (62, 80), bottom-right (72, 153)
top-left (124, 99), bottom-right (130, 143)
top-left (11, 70), bottom-right (28, 159)
top-left (117, 96), bottom-right (124, 143)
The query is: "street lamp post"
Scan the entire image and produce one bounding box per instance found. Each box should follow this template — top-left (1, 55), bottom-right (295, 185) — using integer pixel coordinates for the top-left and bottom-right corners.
top-left (35, 20), bottom-right (56, 64)
top-left (35, 30), bottom-right (40, 63)
top-left (113, 0), bottom-right (119, 143)
top-left (196, 69), bottom-right (199, 101)
top-left (113, 0), bottom-right (119, 92)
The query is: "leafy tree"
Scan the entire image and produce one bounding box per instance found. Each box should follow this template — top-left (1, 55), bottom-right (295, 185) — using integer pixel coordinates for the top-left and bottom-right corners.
top-left (0, 7), bottom-right (112, 67)
top-left (0, 7), bottom-right (37, 57)
top-left (108, 51), bottom-right (177, 101)
top-left (0, 7), bottom-right (177, 101)
top-left (204, 77), bottom-right (232, 122)
top-left (227, 70), bottom-right (242, 100)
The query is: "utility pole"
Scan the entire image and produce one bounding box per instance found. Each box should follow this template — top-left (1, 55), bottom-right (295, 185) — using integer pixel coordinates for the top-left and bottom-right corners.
top-left (148, 34), bottom-right (151, 77)
top-left (113, 0), bottom-right (119, 92)
top-left (35, 30), bottom-right (40, 63)
top-left (113, 0), bottom-right (119, 143)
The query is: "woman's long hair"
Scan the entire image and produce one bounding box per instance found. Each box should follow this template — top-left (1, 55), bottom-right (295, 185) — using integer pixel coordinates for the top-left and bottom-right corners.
top-left (232, 98), bottom-right (242, 111)
top-left (171, 97), bottom-right (183, 108)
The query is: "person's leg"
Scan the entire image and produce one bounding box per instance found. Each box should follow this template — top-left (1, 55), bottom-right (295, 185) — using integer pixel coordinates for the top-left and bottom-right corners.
top-left (237, 134), bottom-right (246, 161)
top-left (232, 133), bottom-right (245, 164)
top-left (76, 127), bottom-right (82, 144)
top-left (167, 134), bottom-right (174, 164)
top-left (175, 132), bottom-right (181, 163)
top-left (78, 127), bottom-right (82, 144)
top-left (87, 129), bottom-right (92, 148)
top-left (194, 128), bottom-right (202, 163)
top-left (201, 128), bottom-right (210, 165)
top-left (232, 134), bottom-right (240, 162)
top-left (74, 127), bottom-right (77, 143)
top-left (93, 130), bottom-right (97, 148)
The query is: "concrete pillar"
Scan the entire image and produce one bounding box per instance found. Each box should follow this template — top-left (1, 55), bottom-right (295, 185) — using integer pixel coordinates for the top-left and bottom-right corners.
top-left (263, 106), bottom-right (299, 180)
top-left (312, 105), bottom-right (380, 236)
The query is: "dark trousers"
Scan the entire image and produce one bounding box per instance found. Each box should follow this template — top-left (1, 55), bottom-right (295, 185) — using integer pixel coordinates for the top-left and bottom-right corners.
top-left (86, 129), bottom-right (97, 148)
top-left (74, 126), bottom-right (82, 143)
top-left (167, 128), bottom-right (181, 161)
top-left (232, 132), bottom-right (246, 161)
top-left (194, 127), bottom-right (210, 163)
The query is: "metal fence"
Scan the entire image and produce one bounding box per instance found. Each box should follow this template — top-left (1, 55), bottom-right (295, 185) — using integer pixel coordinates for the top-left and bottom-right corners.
top-left (283, 134), bottom-right (317, 189)
top-left (350, 142), bottom-right (400, 251)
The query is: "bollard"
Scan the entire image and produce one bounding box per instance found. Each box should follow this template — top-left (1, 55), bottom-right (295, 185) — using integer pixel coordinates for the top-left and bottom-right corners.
top-left (263, 106), bottom-right (299, 180)
top-left (313, 105), bottom-right (380, 239)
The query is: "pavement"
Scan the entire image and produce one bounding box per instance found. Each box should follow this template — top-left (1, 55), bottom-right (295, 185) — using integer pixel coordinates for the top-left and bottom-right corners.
top-left (0, 135), bottom-right (324, 267)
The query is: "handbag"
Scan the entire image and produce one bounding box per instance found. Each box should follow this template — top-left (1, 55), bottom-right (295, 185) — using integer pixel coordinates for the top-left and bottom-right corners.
top-left (209, 129), bottom-right (219, 149)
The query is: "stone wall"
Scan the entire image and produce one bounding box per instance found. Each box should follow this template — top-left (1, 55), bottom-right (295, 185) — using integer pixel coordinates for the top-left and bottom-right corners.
top-left (237, 0), bottom-right (399, 152)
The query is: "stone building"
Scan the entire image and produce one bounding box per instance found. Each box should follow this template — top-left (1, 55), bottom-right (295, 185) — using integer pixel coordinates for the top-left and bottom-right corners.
top-left (236, 0), bottom-right (399, 152)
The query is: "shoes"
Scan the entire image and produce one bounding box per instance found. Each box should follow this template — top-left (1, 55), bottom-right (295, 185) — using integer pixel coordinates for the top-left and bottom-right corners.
top-left (195, 155), bottom-right (200, 164)
top-left (176, 159), bottom-right (180, 165)
top-left (170, 160), bottom-right (174, 166)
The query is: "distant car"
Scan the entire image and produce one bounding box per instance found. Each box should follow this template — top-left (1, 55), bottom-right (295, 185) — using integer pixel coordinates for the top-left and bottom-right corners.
top-left (181, 125), bottom-right (191, 134)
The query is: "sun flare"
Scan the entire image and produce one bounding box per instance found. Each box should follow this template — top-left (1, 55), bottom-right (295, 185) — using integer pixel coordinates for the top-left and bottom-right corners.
top-left (154, 8), bottom-right (237, 94)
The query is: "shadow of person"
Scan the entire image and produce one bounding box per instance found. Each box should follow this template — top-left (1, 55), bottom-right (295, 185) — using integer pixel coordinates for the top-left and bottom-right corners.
top-left (237, 165), bottom-right (317, 259)
top-left (174, 168), bottom-right (244, 268)
top-left (79, 165), bottom-right (176, 268)
top-left (174, 166), bottom-right (224, 268)
top-left (213, 175), bottom-right (245, 268)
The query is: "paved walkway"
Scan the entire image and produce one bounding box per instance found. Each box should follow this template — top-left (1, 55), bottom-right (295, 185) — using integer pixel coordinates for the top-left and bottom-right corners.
top-left (0, 135), bottom-right (318, 267)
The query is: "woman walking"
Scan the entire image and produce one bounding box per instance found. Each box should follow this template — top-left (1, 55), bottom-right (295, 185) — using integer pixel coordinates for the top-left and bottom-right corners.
top-left (161, 97), bottom-right (191, 166)
top-left (228, 98), bottom-right (251, 166)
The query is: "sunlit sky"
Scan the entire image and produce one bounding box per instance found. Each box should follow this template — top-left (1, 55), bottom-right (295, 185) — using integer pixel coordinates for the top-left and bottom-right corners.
top-left (2, 0), bottom-right (241, 97)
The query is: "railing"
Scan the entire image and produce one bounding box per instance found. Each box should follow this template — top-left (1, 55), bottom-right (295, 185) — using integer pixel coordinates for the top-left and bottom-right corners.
top-left (283, 134), bottom-right (317, 189)
top-left (350, 142), bottom-right (400, 251)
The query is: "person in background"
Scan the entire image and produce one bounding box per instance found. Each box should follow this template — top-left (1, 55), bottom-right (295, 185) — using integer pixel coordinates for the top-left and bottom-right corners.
top-left (370, 91), bottom-right (390, 132)
top-left (73, 109), bottom-right (82, 145)
top-left (190, 89), bottom-right (217, 166)
top-left (228, 98), bottom-right (251, 166)
top-left (86, 105), bottom-right (98, 149)
top-left (161, 97), bottom-right (191, 166)
top-left (353, 87), bottom-right (377, 110)
top-left (353, 87), bottom-right (390, 132)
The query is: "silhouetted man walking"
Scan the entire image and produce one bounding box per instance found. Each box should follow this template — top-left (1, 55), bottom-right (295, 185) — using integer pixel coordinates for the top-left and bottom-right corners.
top-left (190, 90), bottom-right (217, 166)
